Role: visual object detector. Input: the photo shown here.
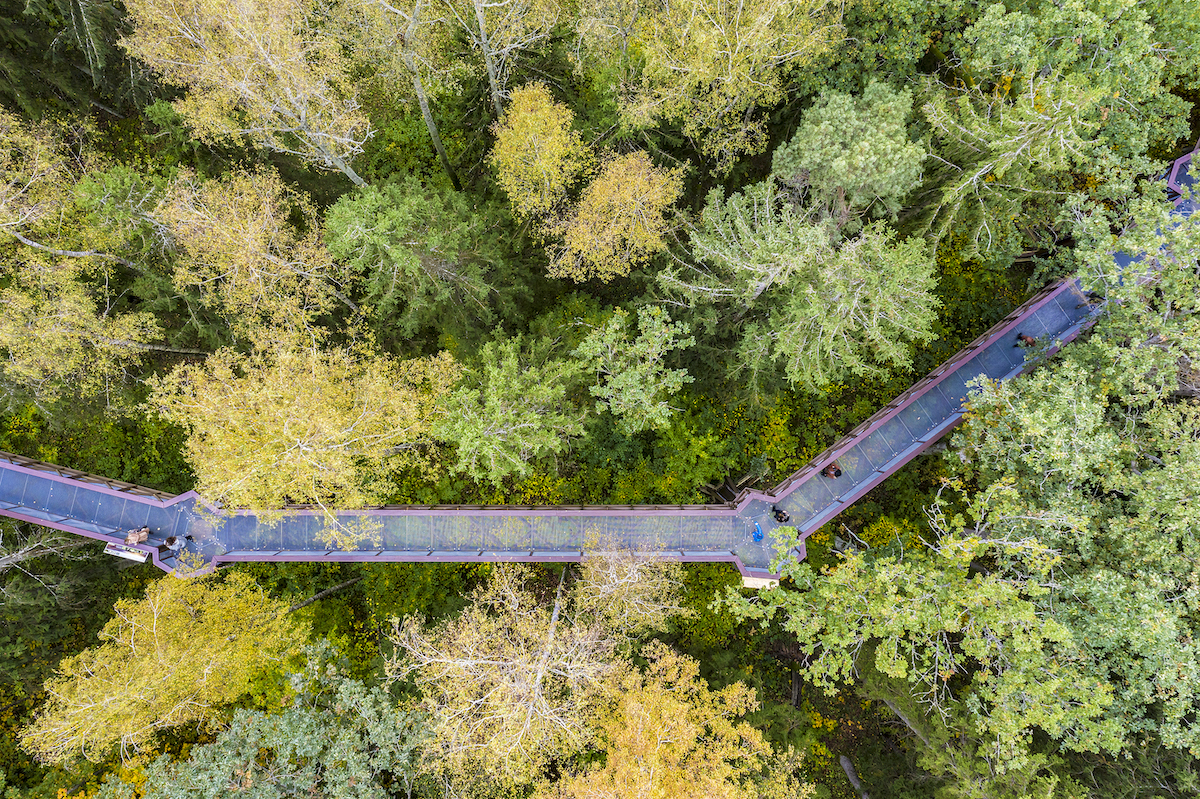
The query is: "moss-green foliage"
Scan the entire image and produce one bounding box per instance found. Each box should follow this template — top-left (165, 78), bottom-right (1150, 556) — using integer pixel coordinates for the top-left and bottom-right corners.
top-left (356, 111), bottom-right (454, 185)
top-left (0, 404), bottom-right (193, 494)
top-left (234, 561), bottom-right (488, 681)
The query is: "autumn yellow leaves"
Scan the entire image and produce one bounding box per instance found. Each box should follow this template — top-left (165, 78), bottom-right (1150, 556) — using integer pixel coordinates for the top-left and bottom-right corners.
top-left (490, 83), bottom-right (682, 282)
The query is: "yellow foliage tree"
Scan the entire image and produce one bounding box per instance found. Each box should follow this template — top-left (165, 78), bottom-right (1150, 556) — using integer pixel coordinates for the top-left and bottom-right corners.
top-left (550, 151), bottom-right (682, 282)
top-left (0, 266), bottom-right (163, 408)
top-left (558, 641), bottom-right (771, 799)
top-left (20, 571), bottom-right (304, 763)
top-left (0, 108), bottom-right (69, 236)
top-left (152, 168), bottom-right (349, 337)
top-left (490, 83), bottom-right (590, 223)
top-left (617, 0), bottom-right (842, 171)
top-left (149, 342), bottom-right (460, 511)
top-left (121, 0), bottom-right (371, 185)
top-left (389, 564), bottom-right (615, 781)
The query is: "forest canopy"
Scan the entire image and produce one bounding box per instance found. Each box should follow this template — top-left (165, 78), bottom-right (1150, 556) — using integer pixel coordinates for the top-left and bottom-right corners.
top-left (0, 0), bottom-right (1197, 796)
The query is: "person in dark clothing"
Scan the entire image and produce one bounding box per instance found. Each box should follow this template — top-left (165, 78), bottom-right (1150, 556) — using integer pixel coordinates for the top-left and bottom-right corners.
top-left (772, 506), bottom-right (791, 524)
top-left (163, 535), bottom-right (195, 555)
top-left (1014, 333), bottom-right (1037, 348)
top-left (821, 461), bottom-right (843, 478)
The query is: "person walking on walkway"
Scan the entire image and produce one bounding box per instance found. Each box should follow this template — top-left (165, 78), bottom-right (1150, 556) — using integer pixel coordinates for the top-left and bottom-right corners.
top-left (1014, 333), bottom-right (1037, 348)
top-left (772, 506), bottom-right (791, 524)
top-left (821, 461), bottom-right (842, 478)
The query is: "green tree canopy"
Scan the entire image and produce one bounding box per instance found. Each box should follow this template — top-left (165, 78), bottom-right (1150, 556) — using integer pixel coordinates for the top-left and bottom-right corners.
top-left (98, 642), bottom-right (428, 799)
top-left (325, 179), bottom-right (516, 343)
top-left (772, 81), bottom-right (924, 227)
top-left (572, 306), bottom-right (694, 435)
top-left (677, 180), bottom-right (938, 391)
top-left (435, 336), bottom-right (587, 485)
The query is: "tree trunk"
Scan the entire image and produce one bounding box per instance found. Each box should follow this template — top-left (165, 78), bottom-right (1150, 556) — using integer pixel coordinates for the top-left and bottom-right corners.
top-left (522, 567), bottom-right (567, 736)
top-left (5, 229), bottom-right (140, 270)
top-left (335, 157), bottom-right (367, 187)
top-left (405, 1), bottom-right (463, 190)
top-left (287, 576), bottom-right (364, 613)
top-left (839, 756), bottom-right (869, 799)
top-left (473, 0), bottom-right (506, 118)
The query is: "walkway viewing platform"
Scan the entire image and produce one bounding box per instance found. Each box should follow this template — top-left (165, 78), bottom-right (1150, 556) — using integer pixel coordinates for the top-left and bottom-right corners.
top-left (0, 183), bottom-right (1191, 581)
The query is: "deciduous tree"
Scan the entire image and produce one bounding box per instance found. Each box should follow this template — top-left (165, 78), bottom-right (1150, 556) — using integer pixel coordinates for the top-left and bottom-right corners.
top-left (573, 548), bottom-right (691, 641)
top-left (490, 83), bottom-right (589, 223)
top-left (0, 265), bottom-right (163, 409)
top-left (444, 0), bottom-right (558, 118)
top-left (121, 0), bottom-right (371, 185)
top-left (21, 571), bottom-right (303, 763)
top-left (149, 342), bottom-right (459, 511)
top-left (622, 0), bottom-right (842, 170)
top-left (0, 519), bottom-right (91, 604)
top-left (389, 564), bottom-right (613, 780)
top-left (550, 151), bottom-right (681, 282)
top-left (153, 168), bottom-right (350, 337)
top-left (556, 641), bottom-right (770, 799)
top-left (99, 642), bottom-right (429, 799)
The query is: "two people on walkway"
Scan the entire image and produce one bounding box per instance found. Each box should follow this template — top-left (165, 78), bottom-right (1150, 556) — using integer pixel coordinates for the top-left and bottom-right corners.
top-left (821, 461), bottom-right (843, 479)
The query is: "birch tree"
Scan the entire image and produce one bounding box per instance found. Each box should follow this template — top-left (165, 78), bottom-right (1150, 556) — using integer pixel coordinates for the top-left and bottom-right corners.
top-left (389, 564), bottom-right (613, 780)
top-left (557, 641), bottom-right (771, 799)
top-left (121, 0), bottom-right (371, 185)
top-left (574, 549), bottom-right (690, 640)
top-left (490, 83), bottom-right (589, 223)
top-left (0, 108), bottom-right (69, 243)
top-left (550, 151), bottom-right (682, 282)
top-left (623, 0), bottom-right (842, 171)
top-left (21, 571), bottom-right (303, 764)
top-left (0, 265), bottom-right (164, 409)
top-left (443, 0), bottom-right (558, 118)
top-left (345, 0), bottom-right (463, 189)
top-left (149, 342), bottom-right (460, 511)
top-left (0, 519), bottom-right (92, 604)
top-left (152, 168), bottom-right (351, 337)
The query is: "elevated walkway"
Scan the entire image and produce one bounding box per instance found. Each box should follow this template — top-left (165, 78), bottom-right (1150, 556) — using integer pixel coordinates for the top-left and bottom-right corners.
top-left (0, 276), bottom-right (1101, 579)
top-left (0, 171), bottom-right (1192, 580)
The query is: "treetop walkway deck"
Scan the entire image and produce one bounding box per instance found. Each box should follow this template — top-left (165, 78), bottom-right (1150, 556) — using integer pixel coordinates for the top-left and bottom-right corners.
top-left (0, 275), bottom-right (1101, 581)
top-left (0, 162), bottom-right (1193, 582)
